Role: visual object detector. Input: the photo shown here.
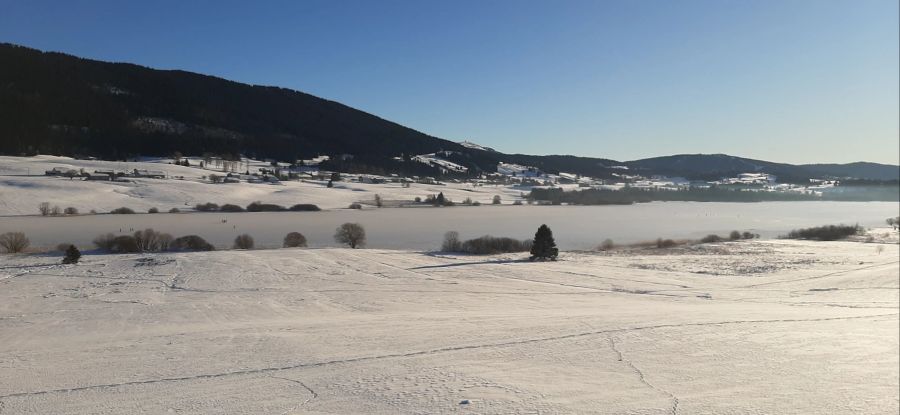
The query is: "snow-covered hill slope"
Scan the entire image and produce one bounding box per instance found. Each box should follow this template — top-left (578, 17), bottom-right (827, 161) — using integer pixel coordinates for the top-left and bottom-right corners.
top-left (0, 156), bottom-right (525, 215)
top-left (0, 240), bottom-right (897, 413)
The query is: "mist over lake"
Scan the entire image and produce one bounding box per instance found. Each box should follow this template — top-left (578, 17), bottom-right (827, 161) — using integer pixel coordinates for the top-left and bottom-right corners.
top-left (3, 201), bottom-right (896, 251)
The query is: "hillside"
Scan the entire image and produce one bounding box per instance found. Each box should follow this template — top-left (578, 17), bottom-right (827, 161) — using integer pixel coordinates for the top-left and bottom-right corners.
top-left (628, 154), bottom-right (898, 182)
top-left (1, 43), bottom-right (897, 182)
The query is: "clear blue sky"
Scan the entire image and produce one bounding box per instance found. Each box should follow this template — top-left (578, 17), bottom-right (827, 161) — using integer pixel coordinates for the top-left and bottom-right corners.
top-left (2, 0), bottom-right (897, 164)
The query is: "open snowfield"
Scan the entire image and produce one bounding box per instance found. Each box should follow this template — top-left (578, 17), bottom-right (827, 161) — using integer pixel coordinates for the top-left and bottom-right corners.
top-left (1, 237), bottom-right (897, 414)
top-left (0, 156), bottom-right (526, 216)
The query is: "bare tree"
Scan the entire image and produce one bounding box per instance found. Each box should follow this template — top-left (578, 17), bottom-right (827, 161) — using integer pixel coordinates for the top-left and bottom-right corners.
top-left (334, 223), bottom-right (366, 248)
top-left (134, 228), bottom-right (174, 252)
top-left (38, 202), bottom-right (50, 216)
top-left (0, 232), bottom-right (30, 253)
top-left (442, 231), bottom-right (461, 252)
top-left (374, 194), bottom-right (383, 208)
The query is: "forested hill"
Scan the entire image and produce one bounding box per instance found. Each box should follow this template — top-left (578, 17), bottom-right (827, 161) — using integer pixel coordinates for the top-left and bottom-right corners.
top-left (0, 43), bottom-right (465, 161)
top-left (1, 43), bottom-right (897, 182)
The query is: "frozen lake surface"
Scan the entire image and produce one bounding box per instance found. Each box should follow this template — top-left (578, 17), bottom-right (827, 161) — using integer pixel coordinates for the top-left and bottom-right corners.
top-left (1, 201), bottom-right (897, 250)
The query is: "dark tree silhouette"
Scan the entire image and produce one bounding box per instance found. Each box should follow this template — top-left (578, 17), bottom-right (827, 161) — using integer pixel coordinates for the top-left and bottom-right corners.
top-left (529, 224), bottom-right (558, 261)
top-left (62, 245), bottom-right (81, 264)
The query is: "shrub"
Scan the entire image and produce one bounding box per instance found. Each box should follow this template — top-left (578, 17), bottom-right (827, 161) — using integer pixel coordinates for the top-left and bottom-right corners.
top-left (784, 224), bottom-right (861, 241)
top-left (148, 207), bottom-right (159, 214)
top-left (462, 197), bottom-right (473, 205)
top-left (0, 232), bottom-right (30, 253)
top-left (62, 245), bottom-right (81, 264)
top-left (110, 207), bottom-right (136, 214)
top-left (442, 231), bottom-right (462, 252)
top-left (414, 197), bottom-right (422, 203)
top-left (283, 232), bottom-right (308, 248)
top-left (64, 207), bottom-right (79, 215)
top-left (374, 194), bottom-right (383, 208)
top-left (530, 224), bottom-right (559, 260)
top-left (656, 238), bottom-right (677, 248)
top-left (334, 223), bottom-right (366, 248)
top-left (700, 234), bottom-right (723, 243)
top-left (134, 228), bottom-right (173, 252)
top-left (108, 235), bottom-right (140, 253)
top-left (233, 234), bottom-right (255, 249)
top-left (492, 195), bottom-right (502, 205)
top-left (169, 207), bottom-right (181, 213)
top-left (729, 230), bottom-right (742, 241)
top-left (289, 204), bottom-right (321, 211)
top-left (220, 204), bottom-right (245, 212)
top-left (171, 235), bottom-right (215, 251)
top-left (472, 201), bottom-right (481, 206)
top-left (348, 203), bottom-right (362, 209)
top-left (512, 200), bottom-right (523, 205)
top-left (246, 201), bottom-right (286, 212)
top-left (742, 231), bottom-right (755, 240)
top-left (461, 235), bottom-right (532, 255)
top-left (195, 202), bottom-right (219, 212)
top-left (93, 233), bottom-right (117, 251)
top-left (39, 202), bottom-right (51, 216)
top-left (598, 239), bottom-right (615, 251)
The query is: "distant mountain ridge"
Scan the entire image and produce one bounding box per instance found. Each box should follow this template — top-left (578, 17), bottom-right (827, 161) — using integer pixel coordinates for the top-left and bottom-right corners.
top-left (1, 43), bottom-right (896, 182)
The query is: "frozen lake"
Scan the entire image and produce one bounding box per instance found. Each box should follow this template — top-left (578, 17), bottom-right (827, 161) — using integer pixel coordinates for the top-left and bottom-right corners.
top-left (1, 201), bottom-right (897, 251)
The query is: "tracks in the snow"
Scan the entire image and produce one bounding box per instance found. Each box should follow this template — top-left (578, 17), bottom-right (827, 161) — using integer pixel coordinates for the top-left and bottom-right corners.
top-left (1, 312), bottom-right (895, 401)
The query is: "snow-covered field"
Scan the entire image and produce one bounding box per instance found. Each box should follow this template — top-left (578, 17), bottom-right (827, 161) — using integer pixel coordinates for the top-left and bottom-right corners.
top-left (0, 156), bottom-right (526, 216)
top-left (1, 237), bottom-right (897, 413)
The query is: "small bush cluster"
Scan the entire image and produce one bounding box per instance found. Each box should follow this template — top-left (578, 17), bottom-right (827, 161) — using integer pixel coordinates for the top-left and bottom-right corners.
top-left (455, 235), bottom-right (531, 255)
top-left (246, 201), bottom-right (286, 212)
top-left (348, 203), bottom-right (362, 209)
top-left (195, 202), bottom-right (219, 212)
top-left (95, 230), bottom-right (210, 253)
top-left (220, 204), bottom-right (245, 212)
top-left (110, 207), bottom-right (136, 214)
top-left (0, 232), bottom-right (30, 253)
top-left (148, 207), bottom-right (159, 214)
top-left (784, 224), bottom-right (861, 241)
top-left (171, 235), bottom-right (215, 251)
top-left (289, 204), bottom-right (321, 211)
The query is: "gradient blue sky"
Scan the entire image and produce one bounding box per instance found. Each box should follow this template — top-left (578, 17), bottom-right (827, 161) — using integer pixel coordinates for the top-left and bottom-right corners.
top-left (2, 0), bottom-right (897, 164)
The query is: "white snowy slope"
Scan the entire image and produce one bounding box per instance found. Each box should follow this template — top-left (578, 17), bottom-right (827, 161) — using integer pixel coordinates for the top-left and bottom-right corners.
top-left (0, 238), bottom-right (897, 414)
top-left (0, 156), bottom-right (525, 215)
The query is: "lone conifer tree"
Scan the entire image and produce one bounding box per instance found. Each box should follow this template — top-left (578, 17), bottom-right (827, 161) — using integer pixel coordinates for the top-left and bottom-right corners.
top-left (530, 224), bottom-right (558, 261)
top-left (436, 192), bottom-right (446, 206)
top-left (62, 245), bottom-right (81, 264)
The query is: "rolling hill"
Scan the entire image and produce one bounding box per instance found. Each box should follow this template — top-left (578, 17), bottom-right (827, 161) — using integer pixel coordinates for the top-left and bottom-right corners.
top-left (1, 43), bottom-right (896, 182)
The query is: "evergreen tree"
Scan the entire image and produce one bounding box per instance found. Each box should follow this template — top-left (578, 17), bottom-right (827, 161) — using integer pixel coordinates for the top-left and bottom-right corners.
top-left (62, 245), bottom-right (81, 264)
top-left (436, 192), bottom-right (446, 205)
top-left (529, 224), bottom-right (558, 261)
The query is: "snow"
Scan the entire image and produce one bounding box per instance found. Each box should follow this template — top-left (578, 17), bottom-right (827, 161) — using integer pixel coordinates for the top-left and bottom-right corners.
top-left (0, 237), bottom-right (897, 413)
top-left (458, 140), bottom-right (496, 152)
top-left (0, 156), bottom-right (525, 215)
